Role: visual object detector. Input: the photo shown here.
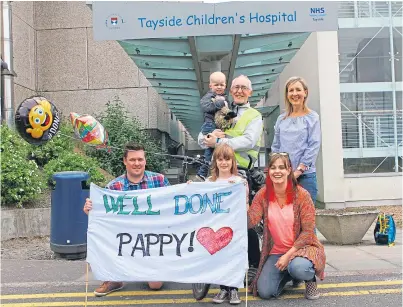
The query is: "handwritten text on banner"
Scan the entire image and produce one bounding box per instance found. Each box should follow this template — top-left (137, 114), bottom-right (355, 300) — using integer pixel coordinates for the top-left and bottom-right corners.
top-left (87, 182), bottom-right (248, 288)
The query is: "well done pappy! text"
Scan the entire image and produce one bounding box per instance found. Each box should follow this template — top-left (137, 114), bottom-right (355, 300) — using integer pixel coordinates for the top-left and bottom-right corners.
top-left (99, 190), bottom-right (235, 258)
top-left (87, 183), bottom-right (247, 287)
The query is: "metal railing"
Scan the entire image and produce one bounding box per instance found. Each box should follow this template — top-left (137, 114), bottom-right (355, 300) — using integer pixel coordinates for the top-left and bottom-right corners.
top-left (341, 110), bottom-right (402, 150)
top-left (338, 1), bottom-right (403, 18)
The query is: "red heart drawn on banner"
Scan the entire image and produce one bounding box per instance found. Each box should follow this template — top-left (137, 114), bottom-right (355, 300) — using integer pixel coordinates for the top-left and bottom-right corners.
top-left (196, 227), bottom-right (233, 255)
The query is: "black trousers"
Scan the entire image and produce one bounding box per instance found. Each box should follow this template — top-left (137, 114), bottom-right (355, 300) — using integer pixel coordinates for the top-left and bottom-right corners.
top-left (248, 228), bottom-right (261, 268)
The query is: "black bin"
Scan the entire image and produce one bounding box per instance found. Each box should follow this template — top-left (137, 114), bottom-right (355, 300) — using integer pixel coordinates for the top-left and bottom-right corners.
top-left (50, 171), bottom-right (89, 260)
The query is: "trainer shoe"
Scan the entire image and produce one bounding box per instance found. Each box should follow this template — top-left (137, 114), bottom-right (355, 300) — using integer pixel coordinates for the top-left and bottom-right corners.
top-left (212, 289), bottom-right (229, 304)
top-left (229, 289), bottom-right (241, 305)
top-left (305, 278), bottom-right (320, 300)
top-left (94, 281), bottom-right (124, 297)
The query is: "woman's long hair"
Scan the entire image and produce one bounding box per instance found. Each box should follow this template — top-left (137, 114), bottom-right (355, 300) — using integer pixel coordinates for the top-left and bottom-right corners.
top-left (265, 154), bottom-right (298, 204)
top-left (210, 144), bottom-right (238, 182)
top-left (284, 76), bottom-right (310, 118)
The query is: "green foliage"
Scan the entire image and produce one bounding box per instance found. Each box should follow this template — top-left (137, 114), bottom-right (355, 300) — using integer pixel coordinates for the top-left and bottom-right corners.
top-left (30, 120), bottom-right (75, 166)
top-left (43, 152), bottom-right (107, 187)
top-left (1, 124), bottom-right (46, 207)
top-left (85, 97), bottom-right (168, 176)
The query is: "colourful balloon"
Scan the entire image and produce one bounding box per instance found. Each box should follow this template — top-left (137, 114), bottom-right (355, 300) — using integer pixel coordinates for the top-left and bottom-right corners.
top-left (70, 113), bottom-right (108, 148)
top-left (15, 96), bottom-right (61, 145)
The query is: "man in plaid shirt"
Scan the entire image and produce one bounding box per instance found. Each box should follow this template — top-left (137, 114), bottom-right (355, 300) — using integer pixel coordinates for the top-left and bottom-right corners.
top-left (83, 142), bottom-right (170, 296)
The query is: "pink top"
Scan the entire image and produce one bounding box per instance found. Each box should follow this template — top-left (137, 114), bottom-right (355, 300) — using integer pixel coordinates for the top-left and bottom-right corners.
top-left (268, 201), bottom-right (295, 255)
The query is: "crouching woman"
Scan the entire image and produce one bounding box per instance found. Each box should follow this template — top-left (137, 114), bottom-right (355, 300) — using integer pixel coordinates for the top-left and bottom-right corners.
top-left (248, 153), bottom-right (326, 300)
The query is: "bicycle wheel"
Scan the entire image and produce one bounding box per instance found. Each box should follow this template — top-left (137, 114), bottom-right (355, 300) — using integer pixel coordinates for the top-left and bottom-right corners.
top-left (192, 283), bottom-right (211, 301)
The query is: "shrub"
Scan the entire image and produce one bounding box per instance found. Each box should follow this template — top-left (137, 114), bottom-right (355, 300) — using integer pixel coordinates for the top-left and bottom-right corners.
top-left (43, 151), bottom-right (107, 187)
top-left (30, 120), bottom-right (75, 166)
top-left (1, 124), bottom-right (46, 207)
top-left (85, 97), bottom-right (168, 176)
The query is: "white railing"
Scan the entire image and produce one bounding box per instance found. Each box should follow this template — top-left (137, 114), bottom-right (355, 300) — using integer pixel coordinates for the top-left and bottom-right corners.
top-left (341, 110), bottom-right (402, 151)
top-left (338, 1), bottom-right (403, 18)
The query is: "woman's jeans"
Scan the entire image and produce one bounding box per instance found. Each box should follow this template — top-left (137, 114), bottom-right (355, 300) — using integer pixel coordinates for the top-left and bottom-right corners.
top-left (257, 255), bottom-right (315, 299)
top-left (297, 172), bottom-right (317, 205)
top-left (298, 172), bottom-right (318, 234)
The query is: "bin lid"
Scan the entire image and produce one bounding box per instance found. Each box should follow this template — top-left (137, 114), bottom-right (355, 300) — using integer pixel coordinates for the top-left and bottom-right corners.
top-left (52, 171), bottom-right (90, 180)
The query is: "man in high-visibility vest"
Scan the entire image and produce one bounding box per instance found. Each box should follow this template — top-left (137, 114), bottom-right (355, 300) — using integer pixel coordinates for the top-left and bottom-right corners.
top-left (199, 75), bottom-right (263, 170)
top-left (198, 74), bottom-right (264, 270)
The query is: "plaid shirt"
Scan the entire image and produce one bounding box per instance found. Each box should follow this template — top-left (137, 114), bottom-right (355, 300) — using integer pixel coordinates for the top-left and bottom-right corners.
top-left (106, 170), bottom-right (170, 191)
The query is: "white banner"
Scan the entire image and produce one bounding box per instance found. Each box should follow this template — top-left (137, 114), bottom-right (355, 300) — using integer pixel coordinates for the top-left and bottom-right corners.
top-left (93, 1), bottom-right (339, 40)
top-left (87, 182), bottom-right (248, 288)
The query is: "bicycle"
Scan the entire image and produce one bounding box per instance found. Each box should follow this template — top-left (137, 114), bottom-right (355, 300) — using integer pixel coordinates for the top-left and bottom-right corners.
top-left (165, 153), bottom-right (265, 301)
top-left (165, 153), bottom-right (208, 183)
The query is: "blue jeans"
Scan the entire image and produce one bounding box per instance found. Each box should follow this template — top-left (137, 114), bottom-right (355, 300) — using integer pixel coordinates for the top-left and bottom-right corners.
top-left (297, 172), bottom-right (317, 205)
top-left (197, 147), bottom-right (213, 178)
top-left (298, 172), bottom-right (318, 234)
top-left (257, 255), bottom-right (315, 299)
top-left (197, 121), bottom-right (216, 178)
top-left (201, 121), bottom-right (216, 135)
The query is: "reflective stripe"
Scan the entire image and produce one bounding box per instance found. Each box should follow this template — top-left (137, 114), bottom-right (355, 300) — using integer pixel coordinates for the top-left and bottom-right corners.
top-left (225, 108), bottom-right (262, 168)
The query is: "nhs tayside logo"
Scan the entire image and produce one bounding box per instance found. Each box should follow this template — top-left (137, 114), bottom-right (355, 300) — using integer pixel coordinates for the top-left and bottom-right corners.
top-left (105, 14), bottom-right (125, 30)
top-left (309, 7), bottom-right (326, 22)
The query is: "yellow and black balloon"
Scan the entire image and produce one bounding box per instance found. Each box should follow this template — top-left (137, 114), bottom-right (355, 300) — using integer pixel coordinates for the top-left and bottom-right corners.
top-left (15, 96), bottom-right (61, 145)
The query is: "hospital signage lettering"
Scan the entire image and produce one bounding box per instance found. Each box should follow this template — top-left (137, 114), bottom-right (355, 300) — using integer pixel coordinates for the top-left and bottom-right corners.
top-left (92, 1), bottom-right (339, 40)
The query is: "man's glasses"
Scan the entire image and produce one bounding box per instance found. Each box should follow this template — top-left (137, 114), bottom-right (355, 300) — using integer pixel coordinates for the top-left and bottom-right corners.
top-left (231, 85), bottom-right (250, 92)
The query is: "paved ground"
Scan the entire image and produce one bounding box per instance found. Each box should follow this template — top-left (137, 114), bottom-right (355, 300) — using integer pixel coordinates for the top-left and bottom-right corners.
top-left (1, 273), bottom-right (401, 306)
top-left (1, 228), bottom-right (401, 306)
top-left (317, 227), bottom-right (402, 274)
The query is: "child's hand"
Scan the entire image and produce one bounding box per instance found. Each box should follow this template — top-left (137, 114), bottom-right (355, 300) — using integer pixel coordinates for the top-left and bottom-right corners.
top-left (187, 180), bottom-right (193, 184)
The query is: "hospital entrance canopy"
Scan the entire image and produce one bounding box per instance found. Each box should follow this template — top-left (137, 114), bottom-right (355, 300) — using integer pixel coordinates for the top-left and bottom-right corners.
top-left (91, 1), bottom-right (338, 139)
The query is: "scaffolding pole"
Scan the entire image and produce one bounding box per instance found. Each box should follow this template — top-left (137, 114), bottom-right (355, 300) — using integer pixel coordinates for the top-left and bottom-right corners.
top-left (388, 1), bottom-right (399, 172)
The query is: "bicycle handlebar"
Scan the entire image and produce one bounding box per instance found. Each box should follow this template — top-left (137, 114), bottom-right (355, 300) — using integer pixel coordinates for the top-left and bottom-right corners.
top-left (164, 153), bottom-right (256, 170)
top-left (167, 154), bottom-right (209, 166)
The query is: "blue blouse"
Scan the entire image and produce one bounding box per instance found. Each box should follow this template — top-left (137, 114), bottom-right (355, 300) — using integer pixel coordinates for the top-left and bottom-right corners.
top-left (271, 111), bottom-right (321, 174)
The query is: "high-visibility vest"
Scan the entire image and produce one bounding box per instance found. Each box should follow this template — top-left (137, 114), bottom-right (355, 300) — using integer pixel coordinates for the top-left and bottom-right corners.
top-left (225, 108), bottom-right (262, 169)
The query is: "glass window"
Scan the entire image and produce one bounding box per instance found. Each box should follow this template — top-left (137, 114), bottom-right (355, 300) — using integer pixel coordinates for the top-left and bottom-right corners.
top-left (338, 27), bottom-right (392, 83)
top-left (338, 1), bottom-right (403, 18)
top-left (343, 157), bottom-right (401, 174)
top-left (393, 27), bottom-right (402, 82)
top-left (341, 91), bottom-right (402, 174)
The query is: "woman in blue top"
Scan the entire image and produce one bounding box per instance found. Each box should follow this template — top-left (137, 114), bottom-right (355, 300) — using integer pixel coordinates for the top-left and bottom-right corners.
top-left (271, 76), bottom-right (321, 204)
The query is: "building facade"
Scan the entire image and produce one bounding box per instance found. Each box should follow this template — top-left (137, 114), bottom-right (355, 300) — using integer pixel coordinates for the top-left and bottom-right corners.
top-left (264, 1), bottom-right (402, 208)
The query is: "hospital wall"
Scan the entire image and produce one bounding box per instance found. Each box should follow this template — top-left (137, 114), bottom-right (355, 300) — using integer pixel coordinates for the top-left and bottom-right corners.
top-left (10, 1), bottom-right (185, 147)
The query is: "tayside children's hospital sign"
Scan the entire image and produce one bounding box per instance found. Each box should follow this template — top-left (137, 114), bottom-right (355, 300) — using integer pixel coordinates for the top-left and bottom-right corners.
top-left (86, 182), bottom-right (248, 288)
top-left (93, 1), bottom-right (339, 40)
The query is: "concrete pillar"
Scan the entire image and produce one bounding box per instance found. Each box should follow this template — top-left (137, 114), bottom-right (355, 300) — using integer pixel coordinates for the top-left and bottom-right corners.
top-left (209, 60), bottom-right (222, 74)
top-left (315, 31), bottom-right (345, 209)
